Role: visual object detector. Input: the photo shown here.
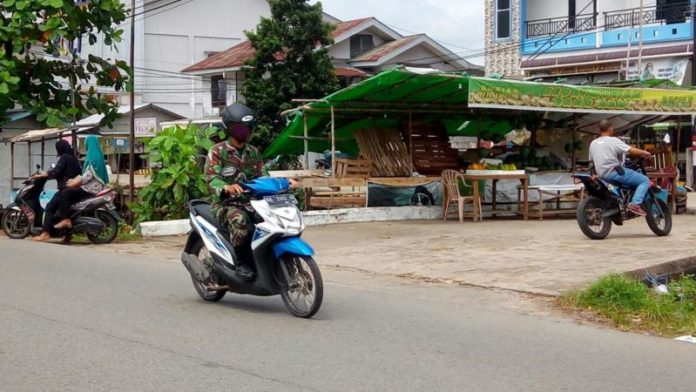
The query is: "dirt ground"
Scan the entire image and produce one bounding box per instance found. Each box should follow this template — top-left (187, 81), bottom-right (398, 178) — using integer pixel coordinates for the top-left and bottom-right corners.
top-left (85, 210), bottom-right (696, 296)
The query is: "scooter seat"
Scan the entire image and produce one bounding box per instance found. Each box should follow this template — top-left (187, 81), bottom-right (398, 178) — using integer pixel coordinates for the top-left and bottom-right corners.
top-left (189, 200), bottom-right (228, 234)
top-left (95, 188), bottom-right (113, 197)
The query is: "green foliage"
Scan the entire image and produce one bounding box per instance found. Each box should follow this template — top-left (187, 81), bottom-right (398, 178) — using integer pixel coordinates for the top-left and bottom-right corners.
top-left (0, 0), bottom-right (130, 127)
top-left (130, 124), bottom-right (225, 224)
top-left (563, 274), bottom-right (696, 336)
top-left (244, 0), bottom-right (339, 151)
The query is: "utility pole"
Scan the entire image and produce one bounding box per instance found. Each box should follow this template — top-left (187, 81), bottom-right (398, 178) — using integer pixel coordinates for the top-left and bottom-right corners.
top-left (129, 0), bottom-right (136, 204)
top-left (626, 8), bottom-right (634, 80)
top-left (637, 0), bottom-right (644, 77)
top-left (692, 1), bottom-right (696, 85)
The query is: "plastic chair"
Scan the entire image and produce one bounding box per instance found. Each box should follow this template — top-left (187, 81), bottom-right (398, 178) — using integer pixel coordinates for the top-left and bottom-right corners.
top-left (441, 170), bottom-right (482, 222)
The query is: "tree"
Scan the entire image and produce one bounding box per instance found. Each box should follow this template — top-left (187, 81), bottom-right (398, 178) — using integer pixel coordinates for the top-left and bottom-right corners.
top-left (244, 0), bottom-right (338, 151)
top-left (0, 0), bottom-right (131, 127)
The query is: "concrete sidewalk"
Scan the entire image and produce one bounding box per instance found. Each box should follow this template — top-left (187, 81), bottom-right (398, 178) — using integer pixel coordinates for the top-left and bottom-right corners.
top-left (91, 210), bottom-right (696, 296)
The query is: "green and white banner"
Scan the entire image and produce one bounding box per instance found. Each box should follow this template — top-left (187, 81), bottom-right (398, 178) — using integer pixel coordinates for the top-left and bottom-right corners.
top-left (468, 77), bottom-right (696, 115)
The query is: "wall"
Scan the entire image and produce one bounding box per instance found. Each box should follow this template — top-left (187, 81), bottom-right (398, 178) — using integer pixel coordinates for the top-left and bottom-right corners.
top-left (0, 117), bottom-right (44, 205)
top-left (81, 0), bottom-right (270, 119)
top-left (331, 39), bottom-right (352, 60)
top-left (485, 0), bottom-right (523, 76)
top-left (143, 0), bottom-right (270, 118)
top-left (526, 0), bottom-right (567, 22)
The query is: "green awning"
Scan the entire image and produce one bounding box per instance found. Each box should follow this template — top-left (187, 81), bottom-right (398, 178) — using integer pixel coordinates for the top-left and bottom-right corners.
top-left (264, 67), bottom-right (696, 158)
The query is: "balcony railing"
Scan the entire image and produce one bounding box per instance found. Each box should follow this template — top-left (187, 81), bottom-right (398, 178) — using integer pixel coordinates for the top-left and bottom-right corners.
top-left (604, 3), bottom-right (691, 30)
top-left (526, 13), bottom-right (597, 38)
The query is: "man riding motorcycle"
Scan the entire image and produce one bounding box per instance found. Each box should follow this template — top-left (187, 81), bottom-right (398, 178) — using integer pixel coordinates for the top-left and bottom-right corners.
top-left (203, 103), bottom-right (297, 280)
top-left (589, 120), bottom-right (652, 216)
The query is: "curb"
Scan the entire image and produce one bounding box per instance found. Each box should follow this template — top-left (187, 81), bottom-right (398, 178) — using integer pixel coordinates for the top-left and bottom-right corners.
top-left (138, 206), bottom-right (443, 237)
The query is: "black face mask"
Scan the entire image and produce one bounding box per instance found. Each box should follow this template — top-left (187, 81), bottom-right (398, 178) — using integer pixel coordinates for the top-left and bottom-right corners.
top-left (229, 123), bottom-right (251, 143)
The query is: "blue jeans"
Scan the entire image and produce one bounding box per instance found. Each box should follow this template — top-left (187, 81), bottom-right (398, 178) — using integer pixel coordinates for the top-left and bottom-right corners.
top-left (604, 168), bottom-right (650, 206)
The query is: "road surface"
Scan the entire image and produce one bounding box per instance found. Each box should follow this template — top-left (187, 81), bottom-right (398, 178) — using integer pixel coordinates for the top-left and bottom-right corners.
top-left (1, 238), bottom-right (695, 391)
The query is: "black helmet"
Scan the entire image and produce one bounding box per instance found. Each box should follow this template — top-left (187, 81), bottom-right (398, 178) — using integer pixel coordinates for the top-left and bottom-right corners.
top-left (221, 103), bottom-right (256, 130)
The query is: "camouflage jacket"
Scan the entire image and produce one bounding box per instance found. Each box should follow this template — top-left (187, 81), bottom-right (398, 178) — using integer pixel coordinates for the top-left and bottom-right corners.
top-left (204, 142), bottom-right (264, 206)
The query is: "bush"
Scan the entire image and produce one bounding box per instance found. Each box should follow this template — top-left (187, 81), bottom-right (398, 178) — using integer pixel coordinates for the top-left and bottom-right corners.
top-left (130, 124), bottom-right (224, 224)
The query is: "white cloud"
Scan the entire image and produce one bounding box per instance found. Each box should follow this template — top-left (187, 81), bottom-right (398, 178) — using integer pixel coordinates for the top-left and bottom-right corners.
top-left (312, 0), bottom-right (485, 65)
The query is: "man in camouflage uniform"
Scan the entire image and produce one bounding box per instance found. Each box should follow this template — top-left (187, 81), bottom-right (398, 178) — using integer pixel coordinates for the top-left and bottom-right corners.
top-left (204, 103), bottom-right (264, 280)
top-left (204, 141), bottom-right (264, 245)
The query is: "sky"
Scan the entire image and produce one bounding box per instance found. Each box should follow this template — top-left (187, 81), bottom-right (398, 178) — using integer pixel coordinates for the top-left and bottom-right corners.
top-left (311, 0), bottom-right (486, 66)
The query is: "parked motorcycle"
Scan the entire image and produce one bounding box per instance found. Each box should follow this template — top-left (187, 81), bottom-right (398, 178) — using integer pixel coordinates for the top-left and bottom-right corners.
top-left (572, 159), bottom-right (672, 240)
top-left (1, 170), bottom-right (121, 244)
top-left (181, 177), bottom-right (323, 318)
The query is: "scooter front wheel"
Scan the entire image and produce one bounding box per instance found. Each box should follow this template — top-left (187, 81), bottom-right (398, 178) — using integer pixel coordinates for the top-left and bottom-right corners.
top-left (279, 256), bottom-right (323, 319)
top-left (2, 209), bottom-right (31, 239)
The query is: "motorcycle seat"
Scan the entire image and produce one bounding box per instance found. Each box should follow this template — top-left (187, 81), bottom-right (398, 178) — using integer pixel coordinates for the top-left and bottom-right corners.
top-left (189, 200), bottom-right (228, 234)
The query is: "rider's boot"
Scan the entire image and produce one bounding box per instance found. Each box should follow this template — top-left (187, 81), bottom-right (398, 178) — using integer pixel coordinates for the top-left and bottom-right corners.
top-left (233, 246), bottom-right (256, 281)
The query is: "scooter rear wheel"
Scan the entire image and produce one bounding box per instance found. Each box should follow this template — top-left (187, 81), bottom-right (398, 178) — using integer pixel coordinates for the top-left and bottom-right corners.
top-left (191, 240), bottom-right (226, 302)
top-left (86, 210), bottom-right (119, 244)
top-left (2, 209), bottom-right (30, 239)
top-left (279, 256), bottom-right (323, 319)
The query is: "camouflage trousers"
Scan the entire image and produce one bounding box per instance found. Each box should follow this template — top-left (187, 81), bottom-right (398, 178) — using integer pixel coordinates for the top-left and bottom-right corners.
top-left (215, 205), bottom-right (253, 247)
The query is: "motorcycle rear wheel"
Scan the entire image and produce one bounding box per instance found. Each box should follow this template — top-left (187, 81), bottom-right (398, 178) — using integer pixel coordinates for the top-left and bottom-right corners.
top-left (645, 199), bottom-right (672, 237)
top-left (2, 209), bottom-right (31, 239)
top-left (576, 196), bottom-right (612, 240)
top-left (190, 240), bottom-right (227, 302)
top-left (279, 256), bottom-right (323, 319)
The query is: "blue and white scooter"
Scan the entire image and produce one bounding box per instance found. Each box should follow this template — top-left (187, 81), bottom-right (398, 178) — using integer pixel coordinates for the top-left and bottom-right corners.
top-left (181, 177), bottom-right (323, 318)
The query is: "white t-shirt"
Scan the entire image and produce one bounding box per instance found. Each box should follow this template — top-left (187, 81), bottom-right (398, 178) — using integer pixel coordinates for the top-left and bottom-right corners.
top-left (589, 136), bottom-right (632, 178)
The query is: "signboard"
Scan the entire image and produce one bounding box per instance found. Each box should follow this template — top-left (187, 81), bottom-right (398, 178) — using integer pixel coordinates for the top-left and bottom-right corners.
top-left (112, 137), bottom-right (128, 150)
top-left (468, 77), bottom-right (696, 115)
top-left (532, 62), bottom-right (622, 77)
top-left (135, 118), bottom-right (157, 137)
top-left (626, 58), bottom-right (689, 86)
top-left (449, 136), bottom-right (478, 150)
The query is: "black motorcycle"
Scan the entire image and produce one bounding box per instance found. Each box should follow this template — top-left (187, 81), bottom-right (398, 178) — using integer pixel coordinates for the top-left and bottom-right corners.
top-left (572, 160), bottom-right (672, 240)
top-left (1, 171), bottom-right (121, 244)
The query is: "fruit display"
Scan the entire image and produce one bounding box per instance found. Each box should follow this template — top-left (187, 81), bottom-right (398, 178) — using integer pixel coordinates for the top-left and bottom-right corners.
top-left (467, 162), bottom-right (521, 172)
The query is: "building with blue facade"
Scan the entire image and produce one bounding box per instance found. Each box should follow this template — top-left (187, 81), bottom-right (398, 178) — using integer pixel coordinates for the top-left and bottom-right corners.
top-left (485, 0), bottom-right (694, 85)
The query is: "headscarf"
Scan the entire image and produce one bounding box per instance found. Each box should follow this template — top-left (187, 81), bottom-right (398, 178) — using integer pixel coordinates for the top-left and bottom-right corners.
top-left (83, 136), bottom-right (109, 184)
top-left (55, 140), bottom-right (74, 157)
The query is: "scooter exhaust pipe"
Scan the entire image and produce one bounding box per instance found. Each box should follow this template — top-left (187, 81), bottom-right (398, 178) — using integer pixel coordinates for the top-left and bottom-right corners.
top-left (181, 253), bottom-right (211, 283)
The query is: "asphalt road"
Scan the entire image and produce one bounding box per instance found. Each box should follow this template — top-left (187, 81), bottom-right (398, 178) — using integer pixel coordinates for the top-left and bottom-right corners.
top-left (1, 238), bottom-right (696, 392)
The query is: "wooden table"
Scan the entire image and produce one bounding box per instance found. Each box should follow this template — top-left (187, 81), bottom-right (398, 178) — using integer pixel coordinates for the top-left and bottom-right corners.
top-left (646, 171), bottom-right (678, 213)
top-left (461, 173), bottom-right (530, 221)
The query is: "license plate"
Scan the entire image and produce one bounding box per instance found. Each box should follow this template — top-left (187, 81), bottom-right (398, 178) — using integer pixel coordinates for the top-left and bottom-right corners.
top-left (264, 194), bottom-right (298, 207)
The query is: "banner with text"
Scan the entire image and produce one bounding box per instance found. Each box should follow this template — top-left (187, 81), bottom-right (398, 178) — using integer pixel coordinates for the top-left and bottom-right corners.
top-left (468, 77), bottom-right (696, 115)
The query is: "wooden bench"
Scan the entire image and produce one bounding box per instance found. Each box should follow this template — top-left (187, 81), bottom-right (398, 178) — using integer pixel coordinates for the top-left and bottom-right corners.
top-left (517, 184), bottom-right (585, 220)
top-left (305, 159), bottom-right (371, 210)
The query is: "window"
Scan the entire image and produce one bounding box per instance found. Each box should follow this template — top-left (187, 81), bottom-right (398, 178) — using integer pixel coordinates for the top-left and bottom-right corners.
top-left (210, 75), bottom-right (226, 108)
top-left (350, 34), bottom-right (375, 57)
top-left (495, 0), bottom-right (511, 40)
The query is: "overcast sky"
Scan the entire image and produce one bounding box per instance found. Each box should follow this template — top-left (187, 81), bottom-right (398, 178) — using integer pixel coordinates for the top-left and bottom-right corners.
top-left (312, 0), bottom-right (486, 65)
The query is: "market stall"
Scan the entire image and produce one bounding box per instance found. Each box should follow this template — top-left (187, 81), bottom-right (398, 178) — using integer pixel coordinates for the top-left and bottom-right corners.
top-left (265, 67), bottom-right (696, 216)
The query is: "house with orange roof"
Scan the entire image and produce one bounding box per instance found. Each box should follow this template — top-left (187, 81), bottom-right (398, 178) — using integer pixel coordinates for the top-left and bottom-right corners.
top-left (181, 16), bottom-right (483, 117)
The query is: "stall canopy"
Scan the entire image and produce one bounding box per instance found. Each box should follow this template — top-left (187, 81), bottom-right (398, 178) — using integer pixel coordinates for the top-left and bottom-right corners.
top-left (265, 67), bottom-right (696, 158)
